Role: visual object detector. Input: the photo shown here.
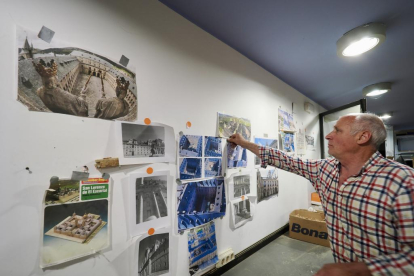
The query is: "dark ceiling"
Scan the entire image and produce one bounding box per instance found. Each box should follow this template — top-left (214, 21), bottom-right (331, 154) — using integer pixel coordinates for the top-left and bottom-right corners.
top-left (159, 0), bottom-right (414, 130)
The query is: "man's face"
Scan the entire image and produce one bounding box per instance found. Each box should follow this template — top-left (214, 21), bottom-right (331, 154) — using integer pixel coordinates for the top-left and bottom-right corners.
top-left (325, 116), bottom-right (358, 159)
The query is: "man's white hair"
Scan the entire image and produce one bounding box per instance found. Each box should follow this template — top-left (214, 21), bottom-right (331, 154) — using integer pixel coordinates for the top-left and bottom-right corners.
top-left (346, 113), bottom-right (387, 149)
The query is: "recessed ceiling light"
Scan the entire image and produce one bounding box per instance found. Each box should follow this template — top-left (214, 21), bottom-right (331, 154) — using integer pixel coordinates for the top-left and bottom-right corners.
top-left (379, 112), bottom-right (393, 120)
top-left (363, 82), bottom-right (392, 98)
top-left (337, 23), bottom-right (386, 57)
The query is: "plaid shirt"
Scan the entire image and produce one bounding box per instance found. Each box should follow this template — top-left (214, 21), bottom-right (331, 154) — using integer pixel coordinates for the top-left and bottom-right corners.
top-left (259, 146), bottom-right (414, 276)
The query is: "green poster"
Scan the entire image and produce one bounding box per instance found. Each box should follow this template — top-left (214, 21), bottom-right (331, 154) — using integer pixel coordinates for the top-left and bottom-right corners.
top-left (81, 184), bottom-right (109, 200)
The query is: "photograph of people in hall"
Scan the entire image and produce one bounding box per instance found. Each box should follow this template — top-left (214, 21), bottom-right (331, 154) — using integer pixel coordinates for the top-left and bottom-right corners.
top-left (16, 26), bottom-right (137, 121)
top-left (135, 176), bottom-right (168, 225)
top-left (217, 113), bottom-right (251, 140)
top-left (233, 174), bottom-right (250, 198)
top-left (188, 222), bottom-right (218, 275)
top-left (179, 135), bottom-right (203, 157)
top-left (122, 123), bottom-right (165, 158)
top-left (204, 158), bottom-right (222, 178)
top-left (179, 158), bottom-right (202, 180)
top-left (227, 143), bottom-right (247, 168)
top-left (254, 137), bottom-right (278, 165)
top-left (233, 199), bottom-right (252, 226)
top-left (138, 233), bottom-right (169, 276)
top-left (176, 178), bottom-right (226, 231)
top-left (204, 136), bottom-right (223, 157)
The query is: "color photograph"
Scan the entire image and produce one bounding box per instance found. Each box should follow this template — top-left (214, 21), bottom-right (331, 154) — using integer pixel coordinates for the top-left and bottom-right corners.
top-left (179, 135), bottom-right (203, 157)
top-left (254, 137), bottom-right (278, 166)
top-left (42, 199), bottom-right (109, 267)
top-left (177, 178), bottom-right (226, 231)
top-left (217, 113), bottom-right (251, 140)
top-left (227, 143), bottom-right (247, 168)
top-left (204, 136), bottom-right (223, 157)
top-left (45, 179), bottom-right (80, 205)
top-left (17, 25), bottom-right (137, 121)
top-left (138, 233), bottom-right (169, 276)
top-left (204, 158), bottom-right (222, 178)
top-left (179, 158), bottom-right (202, 180)
top-left (188, 222), bottom-right (218, 276)
top-left (281, 132), bottom-right (295, 153)
top-left (278, 109), bottom-right (296, 132)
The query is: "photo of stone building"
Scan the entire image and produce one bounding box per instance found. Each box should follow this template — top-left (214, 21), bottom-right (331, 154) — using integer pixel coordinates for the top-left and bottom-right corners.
top-left (138, 233), bottom-right (169, 276)
top-left (136, 176), bottom-right (168, 224)
top-left (188, 222), bottom-right (218, 275)
top-left (179, 135), bottom-right (203, 157)
top-left (217, 113), bottom-right (251, 140)
top-left (233, 174), bottom-right (250, 198)
top-left (122, 123), bottom-right (165, 157)
top-left (17, 26), bottom-right (137, 121)
top-left (233, 200), bottom-right (251, 225)
top-left (177, 178), bottom-right (226, 231)
top-left (257, 169), bottom-right (279, 203)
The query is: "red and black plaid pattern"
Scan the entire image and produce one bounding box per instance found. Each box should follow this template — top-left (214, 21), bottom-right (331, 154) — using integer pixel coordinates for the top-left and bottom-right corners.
top-left (259, 147), bottom-right (414, 276)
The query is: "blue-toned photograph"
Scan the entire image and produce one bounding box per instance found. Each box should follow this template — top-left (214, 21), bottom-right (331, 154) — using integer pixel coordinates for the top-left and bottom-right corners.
top-left (188, 222), bottom-right (218, 275)
top-left (254, 137), bottom-right (278, 165)
top-left (179, 135), bottom-right (203, 157)
top-left (282, 133), bottom-right (295, 153)
top-left (204, 158), bottom-right (222, 177)
top-left (227, 143), bottom-right (247, 168)
top-left (204, 136), bottom-right (223, 157)
top-left (177, 178), bottom-right (226, 231)
top-left (179, 158), bottom-right (202, 180)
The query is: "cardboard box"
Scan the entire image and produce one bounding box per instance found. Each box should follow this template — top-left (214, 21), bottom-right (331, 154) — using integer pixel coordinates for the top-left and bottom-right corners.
top-left (289, 209), bottom-right (330, 247)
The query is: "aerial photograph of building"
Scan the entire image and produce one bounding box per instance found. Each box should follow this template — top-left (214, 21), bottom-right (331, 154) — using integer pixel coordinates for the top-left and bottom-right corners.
top-left (138, 233), bottom-right (169, 276)
top-left (204, 136), bottom-right (222, 157)
top-left (179, 135), bottom-right (203, 157)
top-left (217, 113), bottom-right (251, 140)
top-left (204, 158), bottom-right (222, 178)
top-left (257, 169), bottom-right (279, 203)
top-left (227, 144), bottom-right (247, 168)
top-left (177, 178), bottom-right (226, 231)
top-left (17, 26), bottom-right (137, 121)
top-left (179, 158), bottom-right (202, 180)
top-left (122, 123), bottom-right (165, 157)
top-left (233, 174), bottom-right (250, 198)
top-left (188, 222), bottom-right (218, 275)
top-left (45, 179), bottom-right (80, 205)
top-left (136, 176), bottom-right (168, 224)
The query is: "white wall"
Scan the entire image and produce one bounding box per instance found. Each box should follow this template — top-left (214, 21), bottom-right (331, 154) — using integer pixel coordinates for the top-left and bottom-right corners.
top-left (0, 0), bottom-right (325, 275)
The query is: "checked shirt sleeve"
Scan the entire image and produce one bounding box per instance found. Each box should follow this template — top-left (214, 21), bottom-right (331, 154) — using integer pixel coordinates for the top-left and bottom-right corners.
top-left (258, 146), bottom-right (321, 185)
top-left (363, 175), bottom-right (414, 276)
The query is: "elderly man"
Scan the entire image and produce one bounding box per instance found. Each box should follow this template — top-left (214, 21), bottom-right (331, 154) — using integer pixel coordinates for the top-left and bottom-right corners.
top-left (228, 113), bottom-right (414, 276)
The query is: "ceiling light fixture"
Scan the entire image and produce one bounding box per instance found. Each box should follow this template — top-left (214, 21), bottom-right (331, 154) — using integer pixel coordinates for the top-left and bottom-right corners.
top-left (379, 112), bottom-right (393, 120)
top-left (337, 23), bottom-right (386, 57)
top-left (363, 82), bottom-right (392, 98)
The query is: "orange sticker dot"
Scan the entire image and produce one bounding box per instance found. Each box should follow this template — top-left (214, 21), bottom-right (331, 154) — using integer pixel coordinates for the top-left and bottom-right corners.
top-left (186, 121), bottom-right (192, 128)
top-left (241, 195), bottom-right (245, 200)
top-left (144, 118), bottom-right (151, 125)
top-left (146, 167), bottom-right (153, 174)
top-left (148, 228), bottom-right (155, 235)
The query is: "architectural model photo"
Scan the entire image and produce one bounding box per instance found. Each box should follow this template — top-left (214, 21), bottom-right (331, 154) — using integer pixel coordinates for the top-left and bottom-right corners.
top-left (135, 176), bottom-right (168, 224)
top-left (122, 123), bottom-right (165, 157)
top-left (217, 113), bottom-right (251, 140)
top-left (177, 178), bottom-right (226, 231)
top-left (188, 222), bottom-right (218, 275)
top-left (45, 179), bottom-right (80, 205)
top-left (257, 169), bottom-right (279, 203)
top-left (227, 144), bottom-right (247, 168)
top-left (17, 26), bottom-right (137, 121)
top-left (179, 135), bottom-right (203, 157)
top-left (179, 158), bottom-right (202, 180)
top-left (204, 136), bottom-right (223, 157)
top-left (233, 199), bottom-right (252, 225)
top-left (138, 233), bottom-right (169, 276)
top-left (204, 158), bottom-right (222, 177)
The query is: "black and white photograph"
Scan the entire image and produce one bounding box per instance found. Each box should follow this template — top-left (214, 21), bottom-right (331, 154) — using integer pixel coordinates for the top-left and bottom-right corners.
top-left (138, 233), bottom-right (169, 276)
top-left (136, 176), bottom-right (168, 225)
top-left (204, 158), bottom-right (222, 178)
top-left (306, 134), bottom-right (316, 151)
top-left (179, 135), bottom-right (203, 157)
top-left (257, 169), bottom-right (279, 203)
top-left (17, 25), bottom-right (137, 121)
top-left (129, 171), bottom-right (171, 237)
top-left (233, 199), bottom-right (252, 226)
top-left (233, 174), bottom-right (250, 198)
top-left (204, 136), bottom-right (223, 157)
top-left (122, 123), bottom-right (165, 158)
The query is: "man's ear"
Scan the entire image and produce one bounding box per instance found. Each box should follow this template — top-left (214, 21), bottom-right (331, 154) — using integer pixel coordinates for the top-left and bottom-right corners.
top-left (356, 131), bottom-right (372, 145)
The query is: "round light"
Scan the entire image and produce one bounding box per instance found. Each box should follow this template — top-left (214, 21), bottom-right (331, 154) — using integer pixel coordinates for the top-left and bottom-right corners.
top-left (337, 23), bottom-right (386, 57)
top-left (362, 82), bottom-right (392, 98)
top-left (342, 37), bottom-right (379, 56)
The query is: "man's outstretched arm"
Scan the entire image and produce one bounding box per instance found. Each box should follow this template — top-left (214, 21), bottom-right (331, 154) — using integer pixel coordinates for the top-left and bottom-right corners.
top-left (227, 133), bottom-right (259, 156)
